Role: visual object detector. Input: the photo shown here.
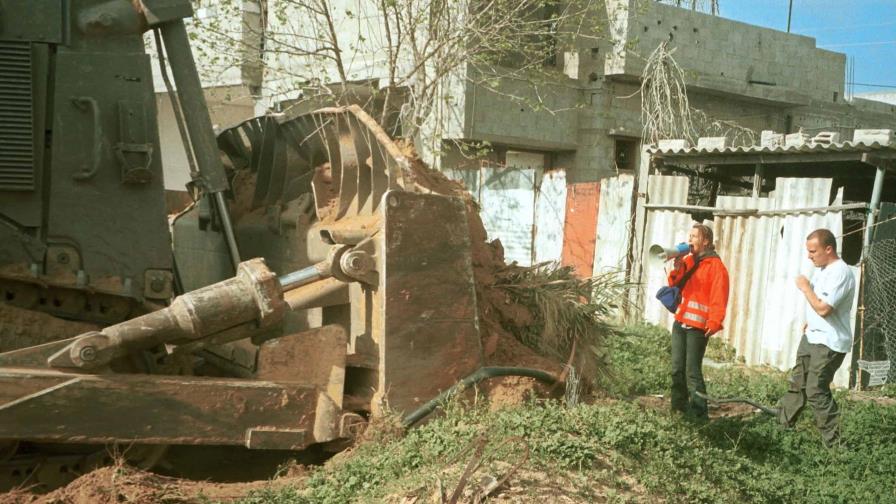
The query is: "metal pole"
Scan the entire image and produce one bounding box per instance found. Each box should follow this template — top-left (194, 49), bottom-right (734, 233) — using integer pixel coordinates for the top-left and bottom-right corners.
top-left (215, 192), bottom-right (241, 270)
top-left (278, 263), bottom-right (330, 291)
top-left (159, 20), bottom-right (241, 270)
top-left (864, 164), bottom-right (886, 250)
top-left (787, 0), bottom-right (793, 32)
top-left (752, 163), bottom-right (764, 199)
top-left (158, 20), bottom-right (230, 192)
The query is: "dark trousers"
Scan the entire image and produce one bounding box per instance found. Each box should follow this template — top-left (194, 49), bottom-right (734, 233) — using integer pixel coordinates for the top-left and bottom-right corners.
top-left (777, 334), bottom-right (846, 446)
top-left (671, 321), bottom-right (708, 418)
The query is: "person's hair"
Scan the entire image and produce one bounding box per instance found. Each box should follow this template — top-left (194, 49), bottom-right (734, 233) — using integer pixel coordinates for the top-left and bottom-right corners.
top-left (807, 228), bottom-right (837, 251)
top-left (692, 223), bottom-right (715, 250)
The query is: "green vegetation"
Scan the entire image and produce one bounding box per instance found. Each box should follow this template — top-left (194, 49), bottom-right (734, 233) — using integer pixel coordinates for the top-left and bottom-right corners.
top-left (237, 324), bottom-right (896, 503)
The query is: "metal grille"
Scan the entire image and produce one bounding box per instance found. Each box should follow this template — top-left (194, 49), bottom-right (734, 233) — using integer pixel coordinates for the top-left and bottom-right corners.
top-left (0, 41), bottom-right (34, 191)
top-left (863, 238), bottom-right (896, 383)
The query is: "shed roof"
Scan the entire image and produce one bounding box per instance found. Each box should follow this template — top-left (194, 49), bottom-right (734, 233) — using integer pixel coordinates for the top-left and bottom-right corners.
top-left (648, 132), bottom-right (896, 171)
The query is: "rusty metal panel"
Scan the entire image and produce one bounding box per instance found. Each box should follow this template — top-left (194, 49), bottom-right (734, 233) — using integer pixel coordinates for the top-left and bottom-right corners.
top-left (378, 191), bottom-right (482, 415)
top-left (593, 174), bottom-right (634, 279)
top-left (533, 170), bottom-right (566, 264)
top-left (0, 369), bottom-right (320, 448)
top-left (561, 181), bottom-right (601, 278)
top-left (640, 175), bottom-right (692, 328)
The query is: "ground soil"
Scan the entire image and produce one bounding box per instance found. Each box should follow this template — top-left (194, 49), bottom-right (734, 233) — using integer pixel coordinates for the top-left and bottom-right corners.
top-left (1, 465), bottom-right (306, 504)
top-left (635, 394), bottom-right (765, 419)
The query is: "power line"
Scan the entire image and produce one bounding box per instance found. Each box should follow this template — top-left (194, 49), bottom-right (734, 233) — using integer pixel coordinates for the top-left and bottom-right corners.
top-left (853, 82), bottom-right (896, 89)
top-left (821, 40), bottom-right (896, 48)
top-left (796, 20), bottom-right (896, 32)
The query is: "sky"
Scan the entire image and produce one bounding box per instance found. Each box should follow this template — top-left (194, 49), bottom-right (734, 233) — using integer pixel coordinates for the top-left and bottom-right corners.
top-left (718, 0), bottom-right (896, 97)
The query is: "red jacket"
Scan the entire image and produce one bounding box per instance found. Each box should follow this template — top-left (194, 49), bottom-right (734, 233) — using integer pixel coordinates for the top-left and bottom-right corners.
top-left (667, 252), bottom-right (730, 333)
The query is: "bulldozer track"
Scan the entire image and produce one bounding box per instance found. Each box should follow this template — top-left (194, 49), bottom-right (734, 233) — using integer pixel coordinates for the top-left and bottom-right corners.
top-left (0, 277), bottom-right (139, 326)
top-left (0, 444), bottom-right (168, 492)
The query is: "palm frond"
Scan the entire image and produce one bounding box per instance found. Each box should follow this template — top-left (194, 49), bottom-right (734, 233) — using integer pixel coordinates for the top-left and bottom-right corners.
top-left (492, 262), bottom-right (633, 389)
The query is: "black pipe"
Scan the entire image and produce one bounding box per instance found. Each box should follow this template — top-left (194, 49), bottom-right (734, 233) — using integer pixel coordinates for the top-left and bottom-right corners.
top-left (694, 391), bottom-right (778, 416)
top-left (402, 367), bottom-right (557, 428)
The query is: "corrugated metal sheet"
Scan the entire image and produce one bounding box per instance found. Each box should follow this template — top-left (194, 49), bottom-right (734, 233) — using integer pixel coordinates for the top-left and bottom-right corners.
top-left (649, 140), bottom-right (896, 157)
top-left (593, 174), bottom-right (634, 278)
top-left (443, 167), bottom-right (481, 203)
top-left (534, 170), bottom-right (567, 263)
top-left (0, 41), bottom-right (35, 191)
top-left (561, 182), bottom-right (601, 278)
top-left (714, 194), bottom-right (776, 370)
top-left (756, 179), bottom-right (840, 371)
top-left (640, 175), bottom-right (692, 328)
top-left (479, 167), bottom-right (538, 265)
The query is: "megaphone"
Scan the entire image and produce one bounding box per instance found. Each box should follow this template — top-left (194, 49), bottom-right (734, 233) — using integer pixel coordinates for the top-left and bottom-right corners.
top-left (648, 242), bottom-right (690, 266)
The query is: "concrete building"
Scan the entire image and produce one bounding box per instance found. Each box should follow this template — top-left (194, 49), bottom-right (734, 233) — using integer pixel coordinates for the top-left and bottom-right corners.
top-left (435, 0), bottom-right (896, 181)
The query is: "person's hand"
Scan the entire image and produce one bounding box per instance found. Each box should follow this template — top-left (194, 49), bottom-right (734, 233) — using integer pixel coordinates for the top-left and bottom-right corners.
top-left (673, 256), bottom-right (683, 268)
top-left (705, 322), bottom-right (722, 337)
top-left (795, 275), bottom-right (811, 293)
top-left (801, 322), bottom-right (808, 335)
top-left (704, 327), bottom-right (719, 337)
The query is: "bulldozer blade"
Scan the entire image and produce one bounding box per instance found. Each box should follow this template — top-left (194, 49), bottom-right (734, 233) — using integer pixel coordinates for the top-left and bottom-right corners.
top-left (373, 190), bottom-right (482, 415)
top-left (0, 324), bottom-right (350, 449)
top-left (0, 368), bottom-right (323, 449)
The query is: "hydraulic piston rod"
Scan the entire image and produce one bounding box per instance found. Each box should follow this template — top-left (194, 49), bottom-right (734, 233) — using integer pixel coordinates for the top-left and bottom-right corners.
top-left (44, 247), bottom-right (371, 370)
top-left (48, 259), bottom-right (290, 369)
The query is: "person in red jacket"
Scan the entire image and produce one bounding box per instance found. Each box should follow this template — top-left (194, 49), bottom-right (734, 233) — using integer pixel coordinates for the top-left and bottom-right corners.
top-left (666, 223), bottom-right (730, 420)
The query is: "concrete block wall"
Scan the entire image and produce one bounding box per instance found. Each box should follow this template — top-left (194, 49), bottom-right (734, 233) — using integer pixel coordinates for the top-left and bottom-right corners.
top-left (466, 70), bottom-right (581, 150)
top-left (688, 92), bottom-right (787, 134)
top-left (790, 98), bottom-right (896, 140)
top-left (604, 0), bottom-right (845, 104)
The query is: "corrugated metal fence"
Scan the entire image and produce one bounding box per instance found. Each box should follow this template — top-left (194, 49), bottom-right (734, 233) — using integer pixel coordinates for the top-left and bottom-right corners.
top-left (444, 164), bottom-right (567, 266)
top-left (638, 176), bottom-right (859, 387)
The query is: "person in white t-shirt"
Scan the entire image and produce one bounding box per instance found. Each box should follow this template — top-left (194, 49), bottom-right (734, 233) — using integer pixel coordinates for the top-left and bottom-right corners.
top-left (775, 228), bottom-right (856, 448)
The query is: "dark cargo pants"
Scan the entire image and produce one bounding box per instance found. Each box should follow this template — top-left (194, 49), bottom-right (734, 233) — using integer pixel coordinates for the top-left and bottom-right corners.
top-left (671, 321), bottom-right (708, 419)
top-left (777, 334), bottom-right (846, 447)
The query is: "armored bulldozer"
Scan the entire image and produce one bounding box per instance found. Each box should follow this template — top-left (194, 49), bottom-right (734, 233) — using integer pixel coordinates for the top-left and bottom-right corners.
top-left (0, 0), bottom-right (482, 489)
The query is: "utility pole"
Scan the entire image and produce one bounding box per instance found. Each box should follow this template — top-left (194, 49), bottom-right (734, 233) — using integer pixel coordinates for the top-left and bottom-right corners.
top-left (787, 0), bottom-right (793, 32)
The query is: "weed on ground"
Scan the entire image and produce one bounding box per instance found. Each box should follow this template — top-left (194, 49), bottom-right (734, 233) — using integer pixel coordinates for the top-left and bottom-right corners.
top-left (237, 324), bottom-right (896, 503)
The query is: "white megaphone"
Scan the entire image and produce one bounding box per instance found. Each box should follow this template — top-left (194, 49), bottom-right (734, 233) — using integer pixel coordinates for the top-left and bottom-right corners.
top-left (648, 242), bottom-right (690, 266)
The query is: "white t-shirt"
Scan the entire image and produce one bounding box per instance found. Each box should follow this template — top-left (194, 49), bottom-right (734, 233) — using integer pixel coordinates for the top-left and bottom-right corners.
top-left (805, 259), bottom-right (856, 354)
